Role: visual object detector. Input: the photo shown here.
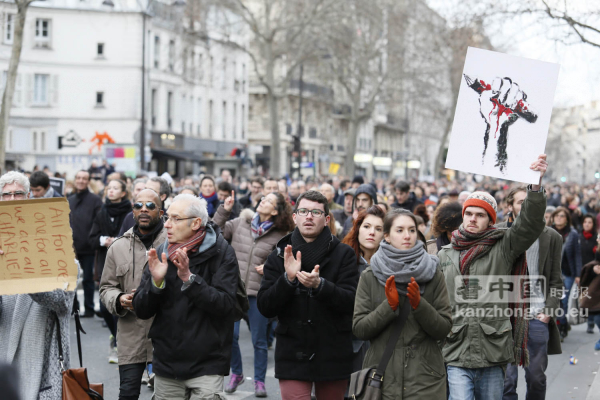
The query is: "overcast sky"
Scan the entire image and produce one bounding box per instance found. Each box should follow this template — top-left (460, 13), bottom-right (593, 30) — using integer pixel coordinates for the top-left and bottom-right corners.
top-left (426, 0), bottom-right (600, 108)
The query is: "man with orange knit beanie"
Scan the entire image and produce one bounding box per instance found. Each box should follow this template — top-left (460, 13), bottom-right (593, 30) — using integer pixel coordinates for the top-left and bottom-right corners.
top-left (439, 154), bottom-right (549, 400)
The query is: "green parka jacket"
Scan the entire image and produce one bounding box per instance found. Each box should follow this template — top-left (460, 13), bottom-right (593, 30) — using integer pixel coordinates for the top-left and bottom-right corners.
top-left (439, 188), bottom-right (546, 369)
top-left (353, 265), bottom-right (452, 400)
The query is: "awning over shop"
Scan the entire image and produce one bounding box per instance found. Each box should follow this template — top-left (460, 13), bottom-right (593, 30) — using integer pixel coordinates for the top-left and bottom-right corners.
top-left (152, 149), bottom-right (203, 162)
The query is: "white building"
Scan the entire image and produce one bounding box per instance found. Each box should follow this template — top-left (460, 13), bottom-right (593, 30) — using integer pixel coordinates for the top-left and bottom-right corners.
top-left (0, 0), bottom-right (249, 178)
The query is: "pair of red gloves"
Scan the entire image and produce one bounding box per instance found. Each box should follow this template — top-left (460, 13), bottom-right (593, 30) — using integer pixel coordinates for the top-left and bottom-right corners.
top-left (385, 276), bottom-right (420, 311)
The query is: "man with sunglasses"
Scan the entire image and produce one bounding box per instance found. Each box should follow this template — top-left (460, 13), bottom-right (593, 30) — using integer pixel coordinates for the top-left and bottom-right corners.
top-left (100, 188), bottom-right (167, 400)
top-left (257, 190), bottom-right (359, 399)
top-left (133, 194), bottom-right (240, 399)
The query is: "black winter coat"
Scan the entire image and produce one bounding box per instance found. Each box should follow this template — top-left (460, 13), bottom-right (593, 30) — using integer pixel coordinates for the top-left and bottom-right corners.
top-left (580, 231), bottom-right (598, 267)
top-left (257, 231), bottom-right (359, 382)
top-left (68, 189), bottom-right (102, 255)
top-left (391, 192), bottom-right (423, 213)
top-left (132, 223), bottom-right (239, 380)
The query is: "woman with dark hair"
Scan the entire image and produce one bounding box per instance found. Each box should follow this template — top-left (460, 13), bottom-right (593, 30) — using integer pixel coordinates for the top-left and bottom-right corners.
top-left (89, 179), bottom-right (132, 363)
top-left (413, 204), bottom-right (430, 235)
top-left (427, 202), bottom-right (463, 255)
top-left (213, 190), bottom-right (294, 398)
top-left (353, 208), bottom-right (451, 399)
top-left (342, 206), bottom-right (386, 373)
top-left (551, 206), bottom-right (582, 340)
top-left (199, 175), bottom-right (220, 217)
top-left (581, 214), bottom-right (598, 334)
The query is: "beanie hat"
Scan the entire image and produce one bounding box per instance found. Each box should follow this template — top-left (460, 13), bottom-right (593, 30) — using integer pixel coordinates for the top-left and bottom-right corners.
top-left (462, 191), bottom-right (497, 224)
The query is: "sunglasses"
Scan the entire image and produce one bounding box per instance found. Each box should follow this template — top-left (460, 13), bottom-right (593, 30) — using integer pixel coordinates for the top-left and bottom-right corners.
top-left (133, 201), bottom-right (158, 210)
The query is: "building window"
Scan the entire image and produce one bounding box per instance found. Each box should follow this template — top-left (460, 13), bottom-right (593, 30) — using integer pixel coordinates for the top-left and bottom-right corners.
top-left (197, 97), bottom-right (201, 136)
top-left (232, 61), bottom-right (237, 91)
top-left (168, 40), bottom-right (175, 72)
top-left (309, 127), bottom-right (317, 138)
top-left (181, 94), bottom-right (186, 133)
top-left (32, 131), bottom-right (45, 151)
top-left (7, 129), bottom-right (12, 150)
top-left (208, 100), bottom-right (213, 138)
top-left (209, 56), bottom-right (214, 87)
top-left (222, 101), bottom-right (227, 138)
top-left (34, 19), bottom-right (51, 46)
top-left (33, 131), bottom-right (37, 152)
top-left (242, 64), bottom-right (246, 93)
top-left (97, 43), bottom-right (104, 57)
top-left (153, 36), bottom-right (160, 68)
top-left (233, 102), bottom-right (237, 139)
top-left (197, 53), bottom-right (204, 82)
top-left (41, 131), bottom-right (46, 151)
top-left (33, 74), bottom-right (49, 105)
top-left (222, 58), bottom-right (227, 89)
top-left (96, 91), bottom-right (104, 107)
top-left (151, 89), bottom-right (156, 127)
top-left (286, 123), bottom-right (292, 135)
top-left (4, 14), bottom-right (14, 44)
top-left (241, 105), bottom-right (245, 139)
top-left (167, 91), bottom-right (173, 130)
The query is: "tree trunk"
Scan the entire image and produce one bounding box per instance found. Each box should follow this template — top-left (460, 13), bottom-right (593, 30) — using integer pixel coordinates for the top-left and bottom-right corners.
top-left (434, 95), bottom-right (458, 178)
top-left (264, 49), bottom-right (280, 177)
top-left (345, 116), bottom-right (360, 177)
top-left (0, 1), bottom-right (29, 172)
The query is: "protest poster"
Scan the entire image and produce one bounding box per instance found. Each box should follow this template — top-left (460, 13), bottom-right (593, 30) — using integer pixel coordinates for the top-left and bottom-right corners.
top-left (0, 197), bottom-right (78, 295)
top-left (49, 177), bottom-right (65, 196)
top-left (445, 47), bottom-right (560, 184)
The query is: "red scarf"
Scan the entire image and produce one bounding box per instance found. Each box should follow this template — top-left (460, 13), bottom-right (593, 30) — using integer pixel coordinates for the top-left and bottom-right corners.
top-left (167, 227), bottom-right (207, 263)
top-left (583, 230), bottom-right (593, 240)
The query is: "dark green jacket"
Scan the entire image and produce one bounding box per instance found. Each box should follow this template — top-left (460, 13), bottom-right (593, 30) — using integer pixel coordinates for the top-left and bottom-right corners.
top-left (353, 266), bottom-right (451, 400)
top-left (494, 222), bottom-right (563, 356)
top-left (439, 188), bottom-right (546, 369)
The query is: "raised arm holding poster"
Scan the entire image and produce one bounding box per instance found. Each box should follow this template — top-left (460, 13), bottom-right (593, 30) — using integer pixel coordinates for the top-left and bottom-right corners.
top-left (445, 47), bottom-right (560, 184)
top-left (0, 197), bottom-right (78, 295)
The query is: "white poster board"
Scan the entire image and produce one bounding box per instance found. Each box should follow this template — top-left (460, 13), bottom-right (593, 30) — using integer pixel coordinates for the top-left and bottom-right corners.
top-left (445, 47), bottom-right (560, 184)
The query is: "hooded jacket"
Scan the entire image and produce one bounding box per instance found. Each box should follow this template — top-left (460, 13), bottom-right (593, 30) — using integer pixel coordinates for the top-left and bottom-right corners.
top-left (132, 222), bottom-right (239, 380)
top-left (341, 184), bottom-right (378, 238)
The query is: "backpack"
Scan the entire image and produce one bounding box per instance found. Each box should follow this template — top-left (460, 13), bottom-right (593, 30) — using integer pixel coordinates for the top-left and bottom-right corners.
top-left (157, 237), bottom-right (249, 322)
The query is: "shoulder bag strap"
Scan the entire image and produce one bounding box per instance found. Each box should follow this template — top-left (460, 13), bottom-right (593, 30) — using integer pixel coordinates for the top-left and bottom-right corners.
top-left (53, 312), bottom-right (66, 371)
top-left (374, 298), bottom-right (411, 379)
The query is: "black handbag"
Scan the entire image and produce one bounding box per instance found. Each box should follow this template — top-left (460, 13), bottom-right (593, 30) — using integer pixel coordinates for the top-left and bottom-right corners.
top-left (348, 299), bottom-right (411, 400)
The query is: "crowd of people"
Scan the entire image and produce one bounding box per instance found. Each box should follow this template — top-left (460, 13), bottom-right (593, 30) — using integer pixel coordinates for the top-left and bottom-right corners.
top-left (1, 153), bottom-right (600, 400)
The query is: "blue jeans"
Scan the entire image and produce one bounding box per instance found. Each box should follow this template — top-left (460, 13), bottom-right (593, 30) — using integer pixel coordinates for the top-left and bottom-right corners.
top-left (230, 296), bottom-right (268, 382)
top-left (559, 275), bottom-right (576, 326)
top-left (448, 365), bottom-right (505, 400)
top-left (503, 319), bottom-right (550, 400)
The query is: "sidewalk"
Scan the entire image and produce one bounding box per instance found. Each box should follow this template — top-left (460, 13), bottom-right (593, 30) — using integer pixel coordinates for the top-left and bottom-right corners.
top-left (521, 322), bottom-right (600, 400)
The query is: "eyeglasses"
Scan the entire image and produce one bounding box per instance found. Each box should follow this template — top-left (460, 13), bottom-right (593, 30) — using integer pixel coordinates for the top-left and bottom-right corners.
top-left (133, 201), bottom-right (158, 210)
top-left (260, 196), bottom-right (275, 206)
top-left (296, 208), bottom-right (326, 218)
top-left (1, 191), bottom-right (27, 200)
top-left (163, 215), bottom-right (198, 224)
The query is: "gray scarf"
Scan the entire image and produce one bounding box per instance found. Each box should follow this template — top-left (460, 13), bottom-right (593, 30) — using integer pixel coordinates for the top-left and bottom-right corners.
top-left (370, 240), bottom-right (438, 295)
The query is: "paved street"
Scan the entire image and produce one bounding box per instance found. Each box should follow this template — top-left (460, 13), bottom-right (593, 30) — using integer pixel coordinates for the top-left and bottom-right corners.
top-left (74, 290), bottom-right (600, 400)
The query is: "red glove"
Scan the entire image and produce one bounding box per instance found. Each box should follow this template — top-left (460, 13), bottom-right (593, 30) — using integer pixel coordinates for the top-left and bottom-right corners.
top-left (407, 277), bottom-right (421, 310)
top-left (385, 276), bottom-right (399, 311)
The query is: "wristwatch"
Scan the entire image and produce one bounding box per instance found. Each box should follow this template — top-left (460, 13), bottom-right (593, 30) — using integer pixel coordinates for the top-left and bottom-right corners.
top-left (181, 274), bottom-right (197, 291)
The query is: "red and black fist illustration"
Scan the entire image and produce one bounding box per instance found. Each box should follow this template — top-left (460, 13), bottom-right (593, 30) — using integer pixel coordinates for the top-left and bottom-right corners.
top-left (464, 75), bottom-right (538, 173)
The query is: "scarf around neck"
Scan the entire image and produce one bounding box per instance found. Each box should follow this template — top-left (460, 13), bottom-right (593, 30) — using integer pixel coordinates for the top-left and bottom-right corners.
top-left (370, 240), bottom-right (437, 295)
top-left (290, 226), bottom-right (332, 272)
top-left (451, 225), bottom-right (506, 284)
top-left (201, 192), bottom-right (219, 217)
top-left (251, 213), bottom-right (274, 240)
top-left (134, 219), bottom-right (164, 249)
top-left (167, 227), bottom-right (207, 263)
top-left (101, 198), bottom-right (132, 237)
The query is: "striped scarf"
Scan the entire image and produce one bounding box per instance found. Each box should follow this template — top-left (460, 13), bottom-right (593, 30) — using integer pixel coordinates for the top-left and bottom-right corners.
top-left (251, 213), bottom-right (274, 240)
top-left (167, 227), bottom-right (207, 262)
top-left (451, 222), bottom-right (530, 367)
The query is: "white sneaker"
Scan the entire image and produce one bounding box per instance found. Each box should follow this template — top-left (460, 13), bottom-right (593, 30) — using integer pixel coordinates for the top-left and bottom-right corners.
top-left (108, 335), bottom-right (118, 364)
top-left (141, 369), bottom-right (150, 385)
top-left (147, 373), bottom-right (155, 388)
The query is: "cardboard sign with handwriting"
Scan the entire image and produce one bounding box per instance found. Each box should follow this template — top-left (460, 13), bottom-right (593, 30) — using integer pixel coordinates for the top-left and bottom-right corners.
top-left (0, 198), bottom-right (77, 295)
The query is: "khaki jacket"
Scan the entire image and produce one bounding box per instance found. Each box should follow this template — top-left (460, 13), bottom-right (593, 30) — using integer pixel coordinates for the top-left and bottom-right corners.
top-left (99, 226), bottom-right (168, 365)
top-left (353, 267), bottom-right (452, 400)
top-left (212, 205), bottom-right (289, 296)
top-left (439, 189), bottom-right (546, 369)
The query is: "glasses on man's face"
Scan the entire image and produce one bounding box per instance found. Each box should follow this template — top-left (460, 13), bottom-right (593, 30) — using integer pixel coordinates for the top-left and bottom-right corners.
top-left (1, 191), bottom-right (27, 200)
top-left (296, 208), bottom-right (326, 218)
top-left (133, 201), bottom-right (158, 211)
top-left (163, 215), bottom-right (198, 224)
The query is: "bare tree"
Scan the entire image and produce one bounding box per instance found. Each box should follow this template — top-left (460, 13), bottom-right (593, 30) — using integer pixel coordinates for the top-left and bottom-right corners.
top-left (0, 0), bottom-right (35, 171)
top-left (206, 0), bottom-right (336, 176)
top-left (317, 0), bottom-right (400, 177)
